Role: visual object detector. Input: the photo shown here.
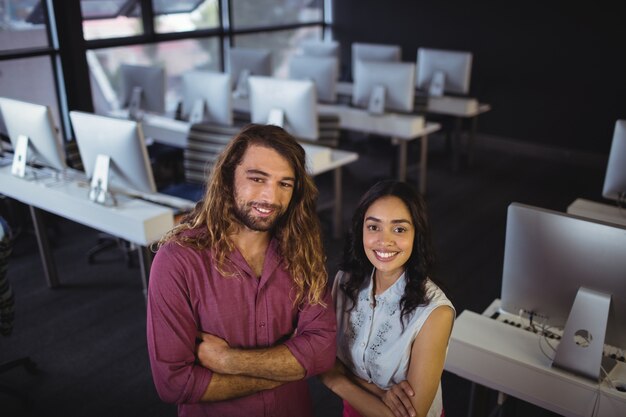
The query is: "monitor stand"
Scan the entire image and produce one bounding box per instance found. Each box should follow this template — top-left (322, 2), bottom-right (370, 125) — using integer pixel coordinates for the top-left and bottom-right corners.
top-left (267, 108), bottom-right (285, 128)
top-left (233, 69), bottom-right (251, 99)
top-left (552, 286), bottom-right (611, 380)
top-left (11, 134), bottom-right (30, 178)
top-left (88, 154), bottom-right (116, 206)
top-left (617, 191), bottom-right (626, 210)
top-left (428, 70), bottom-right (446, 97)
top-left (128, 86), bottom-right (144, 121)
top-left (189, 99), bottom-right (205, 124)
top-left (367, 85), bottom-right (385, 115)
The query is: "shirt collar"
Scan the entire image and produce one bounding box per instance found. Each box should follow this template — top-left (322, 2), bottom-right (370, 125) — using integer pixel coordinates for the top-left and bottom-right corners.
top-left (367, 268), bottom-right (407, 303)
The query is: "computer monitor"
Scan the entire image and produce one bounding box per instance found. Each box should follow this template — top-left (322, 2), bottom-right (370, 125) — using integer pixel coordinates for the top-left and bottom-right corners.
top-left (0, 97), bottom-right (67, 175)
top-left (118, 63), bottom-right (166, 116)
top-left (416, 48), bottom-right (473, 96)
top-left (180, 70), bottom-right (233, 126)
top-left (300, 40), bottom-right (341, 76)
top-left (69, 111), bottom-right (156, 201)
top-left (499, 202), bottom-right (626, 379)
top-left (301, 39), bottom-right (340, 59)
top-left (288, 55), bottom-right (338, 103)
top-left (248, 76), bottom-right (318, 141)
top-left (351, 42), bottom-right (401, 78)
top-left (352, 60), bottom-right (416, 114)
top-left (602, 120), bottom-right (626, 204)
top-left (228, 47), bottom-right (272, 96)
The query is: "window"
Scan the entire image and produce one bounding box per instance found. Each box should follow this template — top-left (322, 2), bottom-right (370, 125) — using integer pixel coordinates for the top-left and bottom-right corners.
top-left (230, 0), bottom-right (322, 29)
top-left (234, 26), bottom-right (322, 77)
top-left (80, 0), bottom-right (329, 113)
top-left (89, 38), bottom-right (221, 113)
top-left (154, 0), bottom-right (219, 33)
top-left (0, 1), bottom-right (64, 140)
top-left (80, 0), bottom-right (144, 40)
top-left (0, 0), bottom-right (51, 50)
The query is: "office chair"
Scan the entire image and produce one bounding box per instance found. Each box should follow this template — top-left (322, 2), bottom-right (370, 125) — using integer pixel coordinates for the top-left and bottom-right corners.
top-left (0, 216), bottom-right (40, 404)
top-left (160, 117), bottom-right (249, 202)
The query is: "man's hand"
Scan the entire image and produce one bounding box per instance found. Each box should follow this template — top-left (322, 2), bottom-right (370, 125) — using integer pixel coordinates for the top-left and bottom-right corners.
top-left (196, 332), bottom-right (231, 373)
top-left (380, 381), bottom-right (416, 417)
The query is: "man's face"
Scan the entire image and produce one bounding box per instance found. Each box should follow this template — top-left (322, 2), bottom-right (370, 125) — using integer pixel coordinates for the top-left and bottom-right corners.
top-left (232, 144), bottom-right (296, 232)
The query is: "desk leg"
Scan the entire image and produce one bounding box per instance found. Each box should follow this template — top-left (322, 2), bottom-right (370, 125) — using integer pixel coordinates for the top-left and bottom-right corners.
top-left (468, 115), bottom-right (478, 168)
top-left (467, 382), bottom-right (492, 417)
top-left (333, 167), bottom-right (343, 240)
top-left (29, 206), bottom-right (59, 288)
top-left (452, 117), bottom-right (463, 172)
top-left (419, 134), bottom-right (429, 195)
top-left (396, 138), bottom-right (408, 182)
top-left (138, 246), bottom-right (154, 300)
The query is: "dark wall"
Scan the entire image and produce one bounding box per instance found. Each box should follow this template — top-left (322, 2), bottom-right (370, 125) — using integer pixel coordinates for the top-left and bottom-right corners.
top-left (333, 1), bottom-right (626, 154)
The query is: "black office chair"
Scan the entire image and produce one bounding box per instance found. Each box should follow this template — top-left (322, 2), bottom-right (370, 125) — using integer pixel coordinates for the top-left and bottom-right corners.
top-left (0, 216), bottom-right (40, 404)
top-left (160, 120), bottom-right (246, 202)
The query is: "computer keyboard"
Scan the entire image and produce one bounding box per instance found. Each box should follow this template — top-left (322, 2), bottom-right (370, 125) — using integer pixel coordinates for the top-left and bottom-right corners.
top-left (490, 310), bottom-right (625, 362)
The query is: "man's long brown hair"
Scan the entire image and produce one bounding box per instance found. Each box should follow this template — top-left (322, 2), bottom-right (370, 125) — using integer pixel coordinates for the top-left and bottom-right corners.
top-left (159, 124), bottom-right (327, 306)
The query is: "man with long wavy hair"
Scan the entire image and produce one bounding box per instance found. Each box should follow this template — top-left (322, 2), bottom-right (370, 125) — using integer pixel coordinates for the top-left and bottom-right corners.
top-left (146, 124), bottom-right (336, 417)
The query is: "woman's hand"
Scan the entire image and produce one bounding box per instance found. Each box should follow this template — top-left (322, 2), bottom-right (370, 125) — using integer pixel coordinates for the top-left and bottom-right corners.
top-left (380, 380), bottom-right (416, 417)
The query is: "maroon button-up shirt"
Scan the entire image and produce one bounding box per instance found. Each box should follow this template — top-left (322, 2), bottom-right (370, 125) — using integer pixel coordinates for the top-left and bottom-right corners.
top-left (146, 234), bottom-right (337, 417)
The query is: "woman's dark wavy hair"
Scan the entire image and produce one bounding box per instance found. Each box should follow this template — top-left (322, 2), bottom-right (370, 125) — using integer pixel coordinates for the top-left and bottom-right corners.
top-left (159, 123), bottom-right (327, 306)
top-left (339, 180), bottom-right (438, 326)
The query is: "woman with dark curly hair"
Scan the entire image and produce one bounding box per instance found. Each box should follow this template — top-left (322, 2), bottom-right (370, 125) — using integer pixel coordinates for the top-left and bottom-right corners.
top-left (321, 180), bottom-right (455, 417)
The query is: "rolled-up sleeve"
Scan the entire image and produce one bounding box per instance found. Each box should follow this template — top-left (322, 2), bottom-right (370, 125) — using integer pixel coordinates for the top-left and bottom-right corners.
top-left (146, 244), bottom-right (211, 404)
top-left (283, 286), bottom-right (337, 378)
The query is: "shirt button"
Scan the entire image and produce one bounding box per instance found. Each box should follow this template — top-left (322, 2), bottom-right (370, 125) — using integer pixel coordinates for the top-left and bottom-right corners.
top-left (361, 342), bottom-right (366, 347)
top-left (259, 322), bottom-right (265, 327)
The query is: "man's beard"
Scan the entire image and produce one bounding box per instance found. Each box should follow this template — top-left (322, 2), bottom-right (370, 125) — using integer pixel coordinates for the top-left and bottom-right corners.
top-left (233, 200), bottom-right (285, 232)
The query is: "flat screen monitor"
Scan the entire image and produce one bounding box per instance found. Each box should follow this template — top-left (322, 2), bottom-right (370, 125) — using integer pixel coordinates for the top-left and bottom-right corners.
top-left (248, 76), bottom-right (318, 141)
top-left (351, 42), bottom-right (401, 78)
top-left (352, 60), bottom-right (416, 113)
top-left (300, 40), bottom-right (341, 76)
top-left (69, 111), bottom-right (156, 195)
top-left (500, 203), bottom-right (626, 353)
top-left (416, 48), bottom-right (473, 96)
top-left (289, 55), bottom-right (338, 103)
top-left (301, 39), bottom-right (340, 58)
top-left (602, 120), bottom-right (626, 203)
top-left (118, 63), bottom-right (166, 114)
top-left (228, 47), bottom-right (272, 92)
top-left (180, 70), bottom-right (233, 126)
top-left (0, 97), bottom-right (66, 171)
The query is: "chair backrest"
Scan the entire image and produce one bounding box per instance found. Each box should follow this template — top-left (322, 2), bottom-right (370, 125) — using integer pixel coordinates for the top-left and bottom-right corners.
top-left (184, 122), bottom-right (243, 185)
top-left (0, 216), bottom-right (15, 337)
top-left (184, 111), bottom-right (341, 184)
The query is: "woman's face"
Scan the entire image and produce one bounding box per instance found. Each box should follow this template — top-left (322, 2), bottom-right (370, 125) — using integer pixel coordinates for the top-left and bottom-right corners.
top-left (362, 195), bottom-right (415, 281)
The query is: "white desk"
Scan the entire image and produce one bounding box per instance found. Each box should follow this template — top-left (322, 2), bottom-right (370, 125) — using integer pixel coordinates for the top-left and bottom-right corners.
top-left (318, 103), bottom-right (440, 194)
top-left (567, 198), bottom-right (626, 228)
top-left (307, 148), bottom-right (359, 239)
top-left (445, 304), bottom-right (626, 417)
top-left (337, 81), bottom-right (491, 171)
top-left (232, 97), bottom-right (441, 194)
top-left (0, 164), bottom-right (189, 293)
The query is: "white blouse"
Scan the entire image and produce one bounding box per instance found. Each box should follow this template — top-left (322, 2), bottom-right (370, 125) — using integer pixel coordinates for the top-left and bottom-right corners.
top-left (333, 269), bottom-right (455, 417)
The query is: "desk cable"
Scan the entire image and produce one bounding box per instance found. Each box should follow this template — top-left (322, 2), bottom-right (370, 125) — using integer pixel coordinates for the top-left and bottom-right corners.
top-left (537, 328), bottom-right (621, 417)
